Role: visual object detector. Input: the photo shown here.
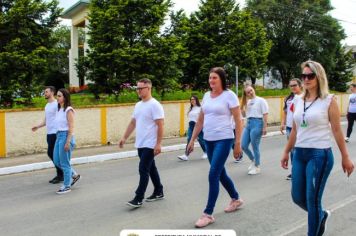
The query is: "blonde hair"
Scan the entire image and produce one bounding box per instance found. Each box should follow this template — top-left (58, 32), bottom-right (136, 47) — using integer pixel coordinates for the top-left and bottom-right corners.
top-left (301, 60), bottom-right (329, 99)
top-left (241, 82), bottom-right (253, 111)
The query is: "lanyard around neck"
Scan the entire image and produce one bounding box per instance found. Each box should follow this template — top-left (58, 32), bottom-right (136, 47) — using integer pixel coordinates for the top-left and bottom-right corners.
top-left (303, 97), bottom-right (318, 113)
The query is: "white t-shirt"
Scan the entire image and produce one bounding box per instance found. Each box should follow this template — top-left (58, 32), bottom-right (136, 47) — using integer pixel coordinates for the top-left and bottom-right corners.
top-left (348, 93), bottom-right (356, 113)
top-left (246, 96), bottom-right (269, 118)
top-left (55, 106), bottom-right (75, 131)
top-left (294, 95), bottom-right (333, 148)
top-left (202, 90), bottom-right (239, 141)
top-left (188, 106), bottom-right (201, 122)
top-left (45, 100), bottom-right (58, 134)
top-left (133, 98), bottom-right (164, 149)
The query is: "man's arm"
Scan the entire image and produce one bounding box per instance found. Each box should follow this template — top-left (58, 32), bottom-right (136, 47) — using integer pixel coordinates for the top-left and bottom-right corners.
top-left (119, 118), bottom-right (136, 148)
top-left (32, 118), bottom-right (46, 132)
top-left (154, 119), bottom-right (164, 156)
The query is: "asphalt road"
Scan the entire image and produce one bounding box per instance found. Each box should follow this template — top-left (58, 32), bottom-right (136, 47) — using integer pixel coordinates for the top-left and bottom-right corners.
top-left (1, 134), bottom-right (355, 236)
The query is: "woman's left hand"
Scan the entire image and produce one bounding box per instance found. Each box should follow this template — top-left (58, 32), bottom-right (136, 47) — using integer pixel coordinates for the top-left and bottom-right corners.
top-left (342, 157), bottom-right (354, 177)
top-left (64, 142), bottom-right (70, 152)
top-left (262, 128), bottom-right (267, 136)
top-left (233, 145), bottom-right (243, 159)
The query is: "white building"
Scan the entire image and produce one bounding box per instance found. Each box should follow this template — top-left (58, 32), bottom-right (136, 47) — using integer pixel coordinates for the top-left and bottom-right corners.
top-left (62, 0), bottom-right (90, 90)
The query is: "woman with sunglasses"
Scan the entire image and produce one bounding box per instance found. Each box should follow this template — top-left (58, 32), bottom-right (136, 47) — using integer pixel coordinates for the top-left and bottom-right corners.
top-left (240, 84), bottom-right (269, 175)
top-left (53, 88), bottom-right (81, 194)
top-left (280, 78), bottom-right (303, 180)
top-left (281, 61), bottom-right (354, 236)
top-left (177, 95), bottom-right (207, 161)
top-left (345, 83), bottom-right (356, 142)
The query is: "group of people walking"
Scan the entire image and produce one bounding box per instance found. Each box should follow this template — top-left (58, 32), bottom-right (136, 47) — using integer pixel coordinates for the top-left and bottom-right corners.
top-left (178, 78), bottom-right (269, 177)
top-left (32, 86), bottom-right (80, 194)
top-left (33, 60), bottom-right (355, 236)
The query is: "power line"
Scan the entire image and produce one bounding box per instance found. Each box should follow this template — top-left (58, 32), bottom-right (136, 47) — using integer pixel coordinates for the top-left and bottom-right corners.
top-left (336, 18), bottom-right (356, 25)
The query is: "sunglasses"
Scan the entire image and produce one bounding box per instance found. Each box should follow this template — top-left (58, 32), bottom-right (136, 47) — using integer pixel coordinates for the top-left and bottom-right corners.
top-left (300, 73), bottom-right (316, 80)
top-left (136, 87), bottom-right (148, 91)
top-left (289, 84), bottom-right (298, 88)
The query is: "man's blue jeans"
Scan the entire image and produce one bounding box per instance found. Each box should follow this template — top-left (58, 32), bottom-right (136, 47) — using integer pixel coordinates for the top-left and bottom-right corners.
top-left (135, 148), bottom-right (163, 201)
top-left (291, 147), bottom-right (334, 236)
top-left (242, 118), bottom-right (263, 166)
top-left (187, 121), bottom-right (206, 153)
top-left (53, 131), bottom-right (76, 188)
top-left (204, 139), bottom-right (239, 215)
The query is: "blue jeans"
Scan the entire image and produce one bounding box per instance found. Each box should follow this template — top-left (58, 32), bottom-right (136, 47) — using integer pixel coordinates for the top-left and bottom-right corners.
top-left (53, 131), bottom-right (76, 188)
top-left (241, 118), bottom-right (263, 166)
top-left (135, 148), bottom-right (163, 201)
top-left (291, 148), bottom-right (334, 236)
top-left (187, 121), bottom-right (206, 153)
top-left (204, 139), bottom-right (239, 215)
top-left (286, 126), bottom-right (294, 161)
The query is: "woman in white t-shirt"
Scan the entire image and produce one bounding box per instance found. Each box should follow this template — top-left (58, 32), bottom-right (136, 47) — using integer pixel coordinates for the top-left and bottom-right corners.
top-left (345, 83), bottom-right (356, 142)
top-left (177, 95), bottom-right (207, 161)
top-left (186, 67), bottom-right (244, 228)
top-left (281, 61), bottom-right (354, 236)
top-left (240, 85), bottom-right (269, 175)
top-left (53, 89), bottom-right (80, 194)
top-left (280, 78), bottom-right (303, 180)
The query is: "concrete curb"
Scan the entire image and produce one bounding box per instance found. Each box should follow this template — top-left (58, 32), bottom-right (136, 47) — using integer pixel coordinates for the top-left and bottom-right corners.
top-left (1, 122), bottom-right (347, 176)
top-left (0, 143), bottom-right (188, 176)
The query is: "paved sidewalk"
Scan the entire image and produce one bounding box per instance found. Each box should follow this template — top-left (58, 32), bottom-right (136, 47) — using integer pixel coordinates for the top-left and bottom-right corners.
top-left (0, 136), bottom-right (188, 168)
top-left (0, 126), bottom-right (281, 175)
top-left (0, 125), bottom-right (285, 169)
top-left (0, 119), bottom-right (348, 175)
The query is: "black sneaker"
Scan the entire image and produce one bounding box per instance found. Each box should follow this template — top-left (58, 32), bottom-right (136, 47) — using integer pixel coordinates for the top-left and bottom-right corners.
top-left (71, 174), bottom-right (81, 187)
top-left (56, 186), bottom-right (71, 194)
top-left (286, 174), bottom-right (292, 180)
top-left (49, 176), bottom-right (63, 184)
top-left (318, 210), bottom-right (330, 236)
top-left (127, 198), bottom-right (143, 208)
top-left (145, 193), bottom-right (164, 202)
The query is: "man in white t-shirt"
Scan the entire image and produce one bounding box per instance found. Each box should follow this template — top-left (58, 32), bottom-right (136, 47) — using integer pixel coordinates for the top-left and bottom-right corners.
top-left (119, 78), bottom-right (165, 208)
top-left (32, 86), bottom-right (63, 184)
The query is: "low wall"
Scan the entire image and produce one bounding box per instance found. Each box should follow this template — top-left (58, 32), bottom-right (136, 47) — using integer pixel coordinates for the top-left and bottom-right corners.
top-left (0, 94), bottom-right (350, 157)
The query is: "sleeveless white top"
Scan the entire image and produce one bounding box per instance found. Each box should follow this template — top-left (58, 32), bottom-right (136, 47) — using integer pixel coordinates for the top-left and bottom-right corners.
top-left (293, 95), bottom-right (333, 148)
top-left (55, 106), bottom-right (74, 131)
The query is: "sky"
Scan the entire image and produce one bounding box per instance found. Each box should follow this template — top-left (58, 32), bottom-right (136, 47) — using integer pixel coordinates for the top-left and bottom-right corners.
top-left (58, 0), bottom-right (356, 46)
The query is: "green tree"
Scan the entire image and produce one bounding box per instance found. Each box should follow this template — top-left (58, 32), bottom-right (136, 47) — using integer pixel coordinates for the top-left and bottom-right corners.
top-left (183, 0), bottom-right (271, 89)
top-left (0, 0), bottom-right (62, 107)
top-left (46, 25), bottom-right (71, 89)
top-left (246, 0), bottom-right (353, 90)
top-left (82, 0), bottom-right (183, 99)
top-left (328, 46), bottom-right (354, 92)
top-left (163, 10), bottom-right (190, 89)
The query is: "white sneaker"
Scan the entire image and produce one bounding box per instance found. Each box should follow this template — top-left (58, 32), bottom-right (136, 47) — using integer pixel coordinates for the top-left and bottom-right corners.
top-left (201, 153), bottom-right (208, 159)
top-left (177, 154), bottom-right (189, 161)
top-left (248, 162), bottom-right (254, 171)
top-left (345, 137), bottom-right (349, 143)
top-left (248, 167), bottom-right (261, 175)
